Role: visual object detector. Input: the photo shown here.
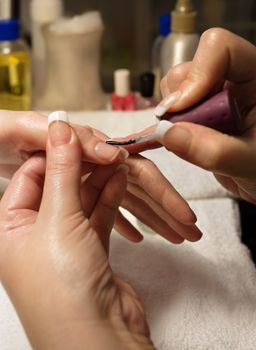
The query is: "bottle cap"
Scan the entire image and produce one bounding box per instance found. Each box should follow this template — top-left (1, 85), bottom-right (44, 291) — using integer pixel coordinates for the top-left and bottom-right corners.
top-left (30, 0), bottom-right (63, 23)
top-left (0, 0), bottom-right (19, 20)
top-left (172, 0), bottom-right (197, 33)
top-left (114, 69), bottom-right (131, 97)
top-left (0, 18), bottom-right (19, 40)
top-left (159, 13), bottom-right (171, 37)
top-left (139, 72), bottom-right (155, 98)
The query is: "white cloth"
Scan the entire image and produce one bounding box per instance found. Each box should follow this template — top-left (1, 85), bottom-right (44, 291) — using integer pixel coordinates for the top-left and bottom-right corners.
top-left (111, 199), bottom-right (256, 350)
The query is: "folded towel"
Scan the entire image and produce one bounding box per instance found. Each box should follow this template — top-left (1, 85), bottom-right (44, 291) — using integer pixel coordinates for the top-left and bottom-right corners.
top-left (110, 198), bottom-right (256, 350)
top-left (1, 198), bottom-right (255, 350)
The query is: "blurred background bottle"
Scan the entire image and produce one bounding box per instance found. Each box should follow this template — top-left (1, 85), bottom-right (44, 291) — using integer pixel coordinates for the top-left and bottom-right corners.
top-left (160, 0), bottom-right (200, 76)
top-left (0, 0), bottom-right (19, 20)
top-left (0, 18), bottom-right (31, 110)
top-left (136, 72), bottom-right (157, 109)
top-left (111, 68), bottom-right (136, 111)
top-left (30, 0), bottom-right (63, 107)
top-left (151, 13), bottom-right (171, 101)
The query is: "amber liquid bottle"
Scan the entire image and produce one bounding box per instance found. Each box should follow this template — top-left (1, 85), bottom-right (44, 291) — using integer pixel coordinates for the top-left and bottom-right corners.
top-left (0, 19), bottom-right (31, 110)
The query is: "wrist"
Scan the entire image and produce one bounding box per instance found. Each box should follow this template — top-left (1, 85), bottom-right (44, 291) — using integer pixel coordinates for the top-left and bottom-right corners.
top-left (15, 299), bottom-right (155, 350)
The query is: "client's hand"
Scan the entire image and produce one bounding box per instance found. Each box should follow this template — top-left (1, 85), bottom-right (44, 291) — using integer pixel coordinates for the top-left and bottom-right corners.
top-left (0, 110), bottom-right (201, 244)
top-left (0, 117), bottom-right (155, 350)
top-left (0, 110), bottom-right (127, 177)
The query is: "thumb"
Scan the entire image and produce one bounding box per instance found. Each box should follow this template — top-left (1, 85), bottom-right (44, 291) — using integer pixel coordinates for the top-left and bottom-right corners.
top-left (40, 111), bottom-right (82, 217)
top-left (156, 120), bottom-right (256, 178)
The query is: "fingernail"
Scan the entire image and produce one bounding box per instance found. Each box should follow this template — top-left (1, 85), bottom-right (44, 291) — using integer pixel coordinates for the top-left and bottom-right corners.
top-left (155, 90), bottom-right (181, 117)
top-left (155, 120), bottom-right (174, 142)
top-left (94, 142), bottom-right (129, 161)
top-left (48, 111), bottom-right (71, 146)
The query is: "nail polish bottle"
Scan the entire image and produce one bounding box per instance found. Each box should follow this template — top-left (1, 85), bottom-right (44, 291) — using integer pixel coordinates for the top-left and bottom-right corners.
top-left (136, 72), bottom-right (158, 110)
top-left (111, 69), bottom-right (136, 111)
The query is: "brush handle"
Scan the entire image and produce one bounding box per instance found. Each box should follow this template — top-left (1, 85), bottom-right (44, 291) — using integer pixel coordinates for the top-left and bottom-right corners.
top-left (160, 90), bottom-right (241, 135)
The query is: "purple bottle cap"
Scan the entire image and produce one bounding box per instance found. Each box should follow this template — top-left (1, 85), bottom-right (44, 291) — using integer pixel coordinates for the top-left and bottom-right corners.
top-left (161, 90), bottom-right (241, 135)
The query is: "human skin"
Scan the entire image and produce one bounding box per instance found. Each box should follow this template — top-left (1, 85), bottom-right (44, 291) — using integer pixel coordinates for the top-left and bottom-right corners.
top-left (0, 119), bottom-right (156, 350)
top-left (0, 110), bottom-right (202, 244)
top-left (123, 28), bottom-right (256, 204)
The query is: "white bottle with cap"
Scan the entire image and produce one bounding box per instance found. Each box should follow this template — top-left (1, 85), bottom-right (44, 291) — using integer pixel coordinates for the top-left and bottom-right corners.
top-left (30, 0), bottom-right (63, 105)
top-left (160, 0), bottom-right (200, 76)
top-left (111, 69), bottom-right (136, 111)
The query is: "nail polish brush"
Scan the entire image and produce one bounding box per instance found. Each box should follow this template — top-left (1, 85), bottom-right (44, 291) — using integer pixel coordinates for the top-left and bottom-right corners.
top-left (106, 90), bottom-right (241, 146)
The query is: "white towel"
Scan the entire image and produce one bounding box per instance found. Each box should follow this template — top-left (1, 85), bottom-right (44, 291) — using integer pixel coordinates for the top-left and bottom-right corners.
top-left (1, 198), bottom-right (255, 350)
top-left (110, 198), bottom-right (256, 350)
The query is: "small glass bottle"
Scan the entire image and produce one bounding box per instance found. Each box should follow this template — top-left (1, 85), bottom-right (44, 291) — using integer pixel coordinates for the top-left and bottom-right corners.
top-left (136, 72), bottom-right (158, 110)
top-left (0, 19), bottom-right (31, 110)
top-left (111, 69), bottom-right (136, 111)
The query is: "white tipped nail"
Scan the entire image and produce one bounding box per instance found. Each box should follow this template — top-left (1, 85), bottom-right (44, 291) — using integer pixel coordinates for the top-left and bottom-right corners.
top-left (154, 90), bottom-right (181, 117)
top-left (155, 120), bottom-right (174, 142)
top-left (155, 105), bottom-right (167, 118)
top-left (48, 111), bottom-right (69, 125)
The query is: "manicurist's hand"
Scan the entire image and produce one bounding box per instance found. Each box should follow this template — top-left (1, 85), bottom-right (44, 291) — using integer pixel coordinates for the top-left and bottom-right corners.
top-left (0, 110), bottom-right (201, 244)
top-left (126, 28), bottom-right (256, 204)
top-left (0, 116), bottom-right (156, 350)
top-left (159, 28), bottom-right (256, 204)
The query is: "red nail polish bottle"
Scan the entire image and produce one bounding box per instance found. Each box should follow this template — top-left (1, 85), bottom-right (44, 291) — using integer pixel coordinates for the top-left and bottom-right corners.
top-left (111, 69), bottom-right (136, 111)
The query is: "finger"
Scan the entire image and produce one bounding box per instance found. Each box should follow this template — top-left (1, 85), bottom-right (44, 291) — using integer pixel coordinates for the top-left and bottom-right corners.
top-left (126, 155), bottom-right (197, 224)
top-left (159, 28), bottom-right (256, 113)
top-left (13, 110), bottom-right (129, 165)
top-left (80, 163), bottom-right (120, 217)
top-left (105, 124), bottom-right (160, 155)
top-left (90, 165), bottom-right (128, 252)
top-left (0, 154), bottom-right (45, 214)
top-left (40, 112), bottom-right (83, 217)
top-left (127, 182), bottom-right (202, 242)
top-left (160, 61), bottom-right (192, 98)
top-left (74, 125), bottom-right (129, 164)
top-left (159, 121), bottom-right (256, 178)
top-left (122, 191), bottom-right (184, 244)
top-left (114, 210), bottom-right (144, 242)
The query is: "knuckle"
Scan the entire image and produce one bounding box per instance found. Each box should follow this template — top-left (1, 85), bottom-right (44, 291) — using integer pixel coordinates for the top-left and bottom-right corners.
top-left (47, 152), bottom-right (78, 176)
top-left (199, 142), bottom-right (224, 171)
top-left (200, 27), bottom-right (229, 47)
